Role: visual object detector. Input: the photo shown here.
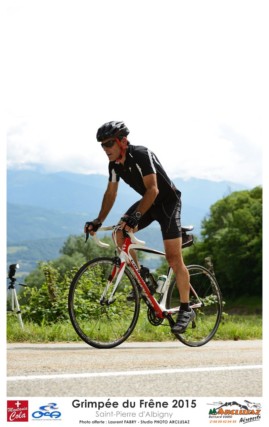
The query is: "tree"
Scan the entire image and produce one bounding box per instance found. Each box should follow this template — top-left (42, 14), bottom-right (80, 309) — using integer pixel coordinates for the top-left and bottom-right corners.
top-left (183, 187), bottom-right (262, 298)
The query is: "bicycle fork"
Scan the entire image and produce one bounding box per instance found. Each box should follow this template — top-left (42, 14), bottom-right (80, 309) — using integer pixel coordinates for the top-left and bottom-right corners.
top-left (99, 256), bottom-right (127, 305)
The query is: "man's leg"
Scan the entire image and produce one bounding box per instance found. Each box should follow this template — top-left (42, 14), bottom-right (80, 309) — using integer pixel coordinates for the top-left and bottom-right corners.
top-left (164, 238), bottom-right (190, 301)
top-left (164, 237), bottom-right (195, 333)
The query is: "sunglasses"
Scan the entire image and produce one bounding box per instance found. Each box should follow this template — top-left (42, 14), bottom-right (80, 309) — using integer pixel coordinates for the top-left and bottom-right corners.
top-left (101, 139), bottom-right (116, 148)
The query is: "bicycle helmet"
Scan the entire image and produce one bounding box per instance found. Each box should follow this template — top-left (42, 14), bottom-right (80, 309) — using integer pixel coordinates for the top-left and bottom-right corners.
top-left (96, 121), bottom-right (130, 142)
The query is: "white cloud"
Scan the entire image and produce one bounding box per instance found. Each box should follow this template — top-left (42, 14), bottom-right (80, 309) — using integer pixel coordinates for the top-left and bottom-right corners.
top-left (5, 0), bottom-right (268, 187)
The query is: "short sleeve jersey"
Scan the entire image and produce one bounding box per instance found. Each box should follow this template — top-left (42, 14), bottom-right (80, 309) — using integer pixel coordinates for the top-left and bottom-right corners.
top-left (108, 144), bottom-right (180, 204)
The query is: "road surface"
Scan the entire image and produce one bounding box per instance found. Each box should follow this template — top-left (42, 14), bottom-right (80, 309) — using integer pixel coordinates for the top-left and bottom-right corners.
top-left (7, 340), bottom-right (262, 397)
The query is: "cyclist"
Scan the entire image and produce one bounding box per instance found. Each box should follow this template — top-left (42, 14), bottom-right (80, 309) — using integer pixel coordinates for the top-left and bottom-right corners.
top-left (84, 121), bottom-right (195, 334)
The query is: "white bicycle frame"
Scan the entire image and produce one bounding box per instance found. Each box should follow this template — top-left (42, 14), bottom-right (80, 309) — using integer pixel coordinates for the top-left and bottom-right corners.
top-left (93, 226), bottom-right (203, 318)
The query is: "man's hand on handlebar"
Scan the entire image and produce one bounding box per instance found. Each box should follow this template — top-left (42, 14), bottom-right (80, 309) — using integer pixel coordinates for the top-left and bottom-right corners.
top-left (119, 212), bottom-right (141, 232)
top-left (84, 219), bottom-right (102, 242)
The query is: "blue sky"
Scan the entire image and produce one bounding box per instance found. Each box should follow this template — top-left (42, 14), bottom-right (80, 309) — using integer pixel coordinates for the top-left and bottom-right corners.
top-left (5, 0), bottom-right (268, 187)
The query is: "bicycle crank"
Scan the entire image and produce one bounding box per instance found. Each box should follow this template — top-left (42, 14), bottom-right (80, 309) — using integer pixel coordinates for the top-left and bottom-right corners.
top-left (147, 307), bottom-right (164, 326)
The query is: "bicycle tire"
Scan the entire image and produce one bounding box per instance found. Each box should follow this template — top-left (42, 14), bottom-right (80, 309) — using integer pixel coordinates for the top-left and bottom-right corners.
top-left (167, 264), bottom-right (222, 347)
top-left (68, 257), bottom-right (140, 349)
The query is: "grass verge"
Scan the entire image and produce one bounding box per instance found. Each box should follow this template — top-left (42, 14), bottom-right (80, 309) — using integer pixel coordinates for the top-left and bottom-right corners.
top-left (7, 312), bottom-right (262, 343)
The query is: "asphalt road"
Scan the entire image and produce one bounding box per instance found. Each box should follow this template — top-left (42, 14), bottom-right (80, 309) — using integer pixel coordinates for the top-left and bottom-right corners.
top-left (7, 340), bottom-right (262, 397)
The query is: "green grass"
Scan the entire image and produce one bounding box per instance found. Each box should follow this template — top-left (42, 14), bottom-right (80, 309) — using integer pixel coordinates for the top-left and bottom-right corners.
top-left (7, 296), bottom-right (262, 343)
top-left (7, 311), bottom-right (262, 343)
top-left (215, 313), bottom-right (262, 340)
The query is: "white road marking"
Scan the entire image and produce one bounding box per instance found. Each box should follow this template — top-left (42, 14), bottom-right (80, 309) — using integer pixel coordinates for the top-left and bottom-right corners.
top-left (7, 364), bottom-right (262, 382)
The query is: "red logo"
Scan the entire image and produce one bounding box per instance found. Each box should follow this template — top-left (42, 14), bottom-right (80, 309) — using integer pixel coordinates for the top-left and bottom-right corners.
top-left (7, 401), bottom-right (29, 422)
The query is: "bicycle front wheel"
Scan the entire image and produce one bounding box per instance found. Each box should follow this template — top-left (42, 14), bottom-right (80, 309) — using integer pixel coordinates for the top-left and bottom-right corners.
top-left (167, 265), bottom-right (222, 347)
top-left (68, 257), bottom-right (140, 349)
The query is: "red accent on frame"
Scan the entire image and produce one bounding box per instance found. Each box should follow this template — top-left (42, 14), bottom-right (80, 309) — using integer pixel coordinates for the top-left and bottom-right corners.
top-left (122, 234), bottom-right (164, 318)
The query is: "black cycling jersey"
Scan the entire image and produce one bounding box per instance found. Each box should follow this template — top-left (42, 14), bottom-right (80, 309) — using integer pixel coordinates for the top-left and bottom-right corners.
top-left (108, 144), bottom-right (181, 204)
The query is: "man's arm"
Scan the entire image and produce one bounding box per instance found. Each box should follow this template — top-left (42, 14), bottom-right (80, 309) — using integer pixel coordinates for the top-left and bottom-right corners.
top-left (84, 181), bottom-right (118, 236)
top-left (121, 173), bottom-right (159, 231)
top-left (97, 180), bottom-right (119, 223)
top-left (135, 173), bottom-right (159, 215)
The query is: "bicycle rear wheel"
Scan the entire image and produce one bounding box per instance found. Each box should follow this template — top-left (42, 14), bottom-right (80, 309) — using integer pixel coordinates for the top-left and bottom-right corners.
top-left (167, 265), bottom-right (222, 347)
top-left (68, 257), bottom-right (140, 348)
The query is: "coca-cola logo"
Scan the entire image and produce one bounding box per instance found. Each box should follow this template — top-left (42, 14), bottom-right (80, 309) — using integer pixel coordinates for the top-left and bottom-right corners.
top-left (7, 400), bottom-right (29, 422)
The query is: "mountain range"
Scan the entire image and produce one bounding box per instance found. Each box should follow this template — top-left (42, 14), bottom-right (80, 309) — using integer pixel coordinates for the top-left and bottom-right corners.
top-left (7, 168), bottom-right (248, 274)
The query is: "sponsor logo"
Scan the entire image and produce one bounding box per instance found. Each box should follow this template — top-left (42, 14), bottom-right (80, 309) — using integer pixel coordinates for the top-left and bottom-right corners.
top-left (208, 400), bottom-right (261, 424)
top-left (7, 400), bottom-right (29, 422)
top-left (32, 402), bottom-right (61, 420)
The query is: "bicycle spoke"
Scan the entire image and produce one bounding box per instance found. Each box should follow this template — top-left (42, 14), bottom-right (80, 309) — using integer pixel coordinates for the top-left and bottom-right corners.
top-left (68, 257), bottom-right (140, 348)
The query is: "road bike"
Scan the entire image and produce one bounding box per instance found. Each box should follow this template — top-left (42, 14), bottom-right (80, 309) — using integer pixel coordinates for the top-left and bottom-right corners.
top-left (68, 225), bottom-right (222, 349)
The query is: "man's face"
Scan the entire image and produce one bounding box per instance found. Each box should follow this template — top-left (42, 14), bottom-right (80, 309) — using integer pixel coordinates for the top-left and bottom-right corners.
top-left (100, 137), bottom-right (127, 161)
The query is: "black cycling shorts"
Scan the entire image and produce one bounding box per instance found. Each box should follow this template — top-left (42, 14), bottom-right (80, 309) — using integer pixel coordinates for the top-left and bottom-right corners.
top-left (125, 191), bottom-right (182, 240)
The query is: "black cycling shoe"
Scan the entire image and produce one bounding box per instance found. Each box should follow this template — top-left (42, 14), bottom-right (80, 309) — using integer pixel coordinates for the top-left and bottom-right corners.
top-left (171, 309), bottom-right (196, 334)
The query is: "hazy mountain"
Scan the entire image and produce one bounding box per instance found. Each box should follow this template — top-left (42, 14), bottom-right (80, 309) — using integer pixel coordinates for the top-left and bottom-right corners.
top-left (7, 168), bottom-right (249, 274)
top-left (7, 169), bottom-right (247, 241)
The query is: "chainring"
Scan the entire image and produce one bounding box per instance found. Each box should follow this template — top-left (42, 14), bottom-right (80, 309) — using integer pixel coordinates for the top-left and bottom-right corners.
top-left (147, 307), bottom-right (165, 326)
